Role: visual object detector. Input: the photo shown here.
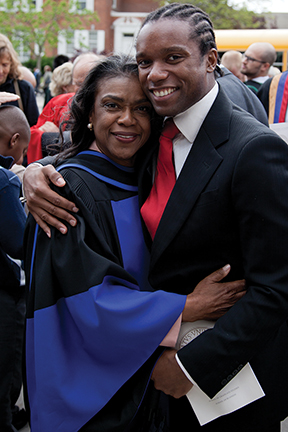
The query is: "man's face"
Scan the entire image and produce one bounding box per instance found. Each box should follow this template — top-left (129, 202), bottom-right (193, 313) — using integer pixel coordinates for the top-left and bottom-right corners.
top-left (241, 47), bottom-right (266, 79)
top-left (72, 59), bottom-right (98, 92)
top-left (136, 19), bottom-right (217, 117)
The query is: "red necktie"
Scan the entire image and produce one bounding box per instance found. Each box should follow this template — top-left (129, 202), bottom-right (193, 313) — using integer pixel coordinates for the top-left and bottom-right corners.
top-left (141, 119), bottom-right (179, 239)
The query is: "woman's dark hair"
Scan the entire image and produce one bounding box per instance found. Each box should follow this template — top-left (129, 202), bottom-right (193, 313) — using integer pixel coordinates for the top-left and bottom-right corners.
top-left (139, 3), bottom-right (221, 72)
top-left (56, 54), bottom-right (162, 162)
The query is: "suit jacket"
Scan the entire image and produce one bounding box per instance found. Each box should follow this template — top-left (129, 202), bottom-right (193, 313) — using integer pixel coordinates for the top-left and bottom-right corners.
top-left (217, 67), bottom-right (268, 126)
top-left (137, 85), bottom-right (288, 430)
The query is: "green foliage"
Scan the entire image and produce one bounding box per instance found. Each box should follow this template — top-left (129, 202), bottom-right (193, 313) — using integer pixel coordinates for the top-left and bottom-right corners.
top-left (0, 0), bottom-right (99, 62)
top-left (161, 0), bottom-right (266, 29)
top-left (22, 56), bottom-right (54, 72)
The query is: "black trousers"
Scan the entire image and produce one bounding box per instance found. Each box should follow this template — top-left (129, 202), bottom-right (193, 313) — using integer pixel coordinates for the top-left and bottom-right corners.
top-left (0, 288), bottom-right (25, 432)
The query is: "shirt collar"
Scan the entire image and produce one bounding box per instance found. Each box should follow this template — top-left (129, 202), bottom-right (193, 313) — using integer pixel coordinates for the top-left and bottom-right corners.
top-left (0, 154), bottom-right (14, 169)
top-left (251, 76), bottom-right (270, 84)
top-left (173, 82), bottom-right (219, 143)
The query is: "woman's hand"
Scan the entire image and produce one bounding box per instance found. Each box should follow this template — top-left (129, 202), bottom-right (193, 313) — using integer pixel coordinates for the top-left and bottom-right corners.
top-left (39, 121), bottom-right (60, 133)
top-left (0, 91), bottom-right (20, 105)
top-left (182, 264), bottom-right (246, 322)
top-left (23, 163), bottom-right (79, 237)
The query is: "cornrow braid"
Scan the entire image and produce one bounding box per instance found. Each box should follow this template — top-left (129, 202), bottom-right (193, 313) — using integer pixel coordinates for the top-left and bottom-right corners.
top-left (141, 3), bottom-right (219, 63)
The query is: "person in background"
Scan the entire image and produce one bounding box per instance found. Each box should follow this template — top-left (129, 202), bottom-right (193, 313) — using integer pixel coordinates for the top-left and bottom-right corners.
top-left (220, 50), bottom-right (246, 82)
top-left (216, 65), bottom-right (268, 125)
top-left (26, 53), bottom-right (104, 164)
top-left (268, 65), bottom-right (281, 78)
top-left (33, 67), bottom-right (41, 94)
top-left (71, 52), bottom-right (106, 91)
top-left (42, 54), bottom-right (70, 106)
top-left (19, 66), bottom-right (36, 89)
top-left (49, 62), bottom-right (74, 98)
top-left (0, 105), bottom-right (30, 431)
top-left (0, 33), bottom-right (39, 127)
top-left (52, 54), bottom-right (69, 71)
top-left (241, 42), bottom-right (277, 93)
top-left (42, 65), bottom-right (52, 107)
top-left (257, 70), bottom-right (288, 123)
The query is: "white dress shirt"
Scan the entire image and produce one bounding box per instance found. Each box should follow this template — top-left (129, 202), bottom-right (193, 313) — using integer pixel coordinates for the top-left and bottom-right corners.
top-left (169, 82), bottom-right (219, 387)
top-left (172, 82), bottom-right (219, 178)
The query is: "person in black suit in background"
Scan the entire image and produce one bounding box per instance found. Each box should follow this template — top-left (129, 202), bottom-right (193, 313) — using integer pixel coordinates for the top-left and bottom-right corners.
top-left (22, 4), bottom-right (288, 432)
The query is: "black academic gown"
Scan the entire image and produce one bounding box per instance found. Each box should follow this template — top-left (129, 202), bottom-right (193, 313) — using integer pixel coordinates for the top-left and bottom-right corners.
top-left (24, 150), bottom-right (186, 432)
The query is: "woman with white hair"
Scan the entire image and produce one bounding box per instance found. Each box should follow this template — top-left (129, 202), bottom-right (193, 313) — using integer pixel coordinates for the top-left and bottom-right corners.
top-left (49, 62), bottom-right (74, 97)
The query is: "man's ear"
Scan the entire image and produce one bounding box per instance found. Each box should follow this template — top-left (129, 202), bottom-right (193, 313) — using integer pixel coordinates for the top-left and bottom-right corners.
top-left (207, 48), bottom-right (218, 73)
top-left (10, 133), bottom-right (20, 148)
top-left (261, 63), bottom-right (270, 74)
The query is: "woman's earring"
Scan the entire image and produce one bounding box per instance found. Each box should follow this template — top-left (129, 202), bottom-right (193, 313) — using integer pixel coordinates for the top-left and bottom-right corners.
top-left (87, 123), bottom-right (93, 131)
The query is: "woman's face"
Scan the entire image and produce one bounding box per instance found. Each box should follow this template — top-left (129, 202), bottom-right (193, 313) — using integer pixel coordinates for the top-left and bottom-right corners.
top-left (0, 52), bottom-right (11, 85)
top-left (89, 75), bottom-right (152, 167)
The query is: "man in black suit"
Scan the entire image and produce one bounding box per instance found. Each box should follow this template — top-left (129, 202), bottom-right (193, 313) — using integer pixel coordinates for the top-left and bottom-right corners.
top-left (23, 4), bottom-right (288, 432)
top-left (135, 4), bottom-right (288, 432)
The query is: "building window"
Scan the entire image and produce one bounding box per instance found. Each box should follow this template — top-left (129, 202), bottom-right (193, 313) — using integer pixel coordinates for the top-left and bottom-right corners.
top-left (78, 0), bottom-right (86, 10)
top-left (89, 30), bottom-right (98, 51)
top-left (66, 35), bottom-right (75, 56)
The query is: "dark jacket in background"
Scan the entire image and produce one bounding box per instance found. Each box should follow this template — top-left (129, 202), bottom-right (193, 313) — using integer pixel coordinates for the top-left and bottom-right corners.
top-left (0, 77), bottom-right (39, 126)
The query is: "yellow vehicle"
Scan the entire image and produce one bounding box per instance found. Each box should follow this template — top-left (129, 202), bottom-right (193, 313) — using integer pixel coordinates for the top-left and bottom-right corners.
top-left (215, 28), bottom-right (288, 71)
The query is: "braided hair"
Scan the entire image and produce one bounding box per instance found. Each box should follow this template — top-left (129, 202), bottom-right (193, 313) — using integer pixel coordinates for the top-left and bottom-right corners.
top-left (140, 3), bottom-right (221, 70)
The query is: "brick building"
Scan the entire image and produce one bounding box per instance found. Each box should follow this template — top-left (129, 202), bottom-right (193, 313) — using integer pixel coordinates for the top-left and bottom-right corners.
top-left (55, 0), bottom-right (161, 58)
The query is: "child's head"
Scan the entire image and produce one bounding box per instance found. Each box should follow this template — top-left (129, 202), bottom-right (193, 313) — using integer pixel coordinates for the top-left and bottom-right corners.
top-left (0, 105), bottom-right (30, 165)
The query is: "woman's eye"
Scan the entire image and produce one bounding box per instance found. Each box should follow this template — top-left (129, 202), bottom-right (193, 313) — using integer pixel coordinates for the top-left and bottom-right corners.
top-left (136, 105), bottom-right (151, 114)
top-left (140, 106), bottom-right (150, 111)
top-left (104, 102), bottom-right (118, 109)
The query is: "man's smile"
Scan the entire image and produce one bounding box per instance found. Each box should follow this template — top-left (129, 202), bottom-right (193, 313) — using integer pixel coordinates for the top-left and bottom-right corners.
top-left (151, 87), bottom-right (177, 97)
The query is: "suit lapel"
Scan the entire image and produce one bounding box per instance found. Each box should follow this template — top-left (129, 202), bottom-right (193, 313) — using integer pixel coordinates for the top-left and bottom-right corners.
top-left (150, 87), bottom-right (232, 269)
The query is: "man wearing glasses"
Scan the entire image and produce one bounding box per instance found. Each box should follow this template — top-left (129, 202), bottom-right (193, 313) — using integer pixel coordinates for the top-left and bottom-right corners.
top-left (241, 42), bottom-right (277, 93)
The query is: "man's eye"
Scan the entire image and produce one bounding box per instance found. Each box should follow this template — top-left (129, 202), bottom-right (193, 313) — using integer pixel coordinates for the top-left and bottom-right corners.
top-left (137, 60), bottom-right (151, 67)
top-left (168, 55), bottom-right (182, 61)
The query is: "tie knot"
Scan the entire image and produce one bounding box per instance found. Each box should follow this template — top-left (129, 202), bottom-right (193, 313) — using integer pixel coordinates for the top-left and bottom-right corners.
top-left (161, 119), bottom-right (179, 141)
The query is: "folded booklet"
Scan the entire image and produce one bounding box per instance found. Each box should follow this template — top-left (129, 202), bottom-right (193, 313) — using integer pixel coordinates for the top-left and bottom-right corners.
top-left (176, 321), bottom-right (265, 426)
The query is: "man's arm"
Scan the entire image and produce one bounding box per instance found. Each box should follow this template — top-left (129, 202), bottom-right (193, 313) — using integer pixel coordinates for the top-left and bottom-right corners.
top-left (23, 162), bottom-right (78, 237)
top-left (152, 264), bottom-right (246, 399)
top-left (152, 349), bottom-right (191, 398)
